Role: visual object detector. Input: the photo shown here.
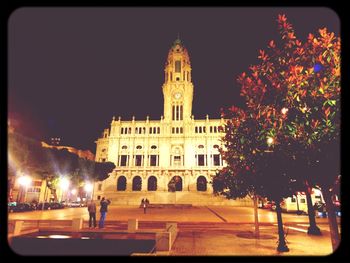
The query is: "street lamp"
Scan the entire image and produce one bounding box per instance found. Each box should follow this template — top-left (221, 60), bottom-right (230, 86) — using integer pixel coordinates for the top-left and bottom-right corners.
top-left (59, 177), bottom-right (70, 202)
top-left (267, 137), bottom-right (274, 146)
top-left (17, 175), bottom-right (32, 203)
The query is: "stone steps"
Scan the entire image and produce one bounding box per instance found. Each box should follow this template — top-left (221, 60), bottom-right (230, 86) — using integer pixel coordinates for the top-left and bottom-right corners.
top-left (100, 191), bottom-right (253, 206)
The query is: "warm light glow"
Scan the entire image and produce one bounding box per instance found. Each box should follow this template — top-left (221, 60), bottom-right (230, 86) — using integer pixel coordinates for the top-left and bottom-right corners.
top-left (71, 189), bottom-right (77, 195)
top-left (18, 175), bottom-right (32, 187)
top-left (281, 107), bottom-right (288, 115)
top-left (59, 177), bottom-right (70, 190)
top-left (84, 182), bottom-right (93, 192)
top-left (267, 137), bottom-right (274, 146)
top-left (48, 235), bottom-right (71, 239)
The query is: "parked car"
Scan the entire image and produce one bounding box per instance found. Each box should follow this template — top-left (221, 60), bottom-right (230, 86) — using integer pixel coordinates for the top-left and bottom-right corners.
top-left (50, 202), bottom-right (65, 209)
top-left (36, 202), bottom-right (52, 210)
top-left (8, 202), bottom-right (36, 213)
top-left (258, 201), bottom-right (274, 209)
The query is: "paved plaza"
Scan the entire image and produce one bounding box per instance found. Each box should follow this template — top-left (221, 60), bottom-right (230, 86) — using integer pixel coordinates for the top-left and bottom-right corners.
top-left (8, 205), bottom-right (340, 256)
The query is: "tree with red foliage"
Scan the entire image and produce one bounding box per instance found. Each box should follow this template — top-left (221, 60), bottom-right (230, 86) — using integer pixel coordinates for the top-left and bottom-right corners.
top-left (214, 14), bottom-right (340, 252)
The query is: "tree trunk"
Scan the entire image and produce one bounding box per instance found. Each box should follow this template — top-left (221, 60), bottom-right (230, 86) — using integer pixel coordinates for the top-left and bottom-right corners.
top-left (323, 188), bottom-right (340, 252)
top-left (253, 195), bottom-right (260, 238)
top-left (275, 202), bottom-right (289, 252)
top-left (304, 181), bottom-right (321, 235)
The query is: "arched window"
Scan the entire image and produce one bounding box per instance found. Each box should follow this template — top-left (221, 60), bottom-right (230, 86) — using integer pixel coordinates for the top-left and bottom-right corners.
top-left (132, 176), bottom-right (142, 191)
top-left (197, 176), bottom-right (207, 191)
top-left (198, 145), bottom-right (204, 149)
top-left (121, 145), bottom-right (128, 149)
top-left (151, 145), bottom-right (157, 149)
top-left (168, 176), bottom-right (182, 192)
top-left (117, 176), bottom-right (127, 191)
top-left (148, 176), bottom-right (157, 191)
top-left (136, 145), bottom-right (142, 150)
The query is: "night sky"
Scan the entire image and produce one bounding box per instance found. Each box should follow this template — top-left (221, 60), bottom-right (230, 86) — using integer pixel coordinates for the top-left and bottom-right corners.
top-left (8, 7), bottom-right (339, 152)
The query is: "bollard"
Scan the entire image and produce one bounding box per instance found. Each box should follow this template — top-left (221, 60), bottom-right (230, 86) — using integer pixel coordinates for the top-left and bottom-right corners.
top-left (13, 221), bottom-right (24, 236)
top-left (72, 218), bottom-right (83, 231)
top-left (127, 219), bottom-right (138, 232)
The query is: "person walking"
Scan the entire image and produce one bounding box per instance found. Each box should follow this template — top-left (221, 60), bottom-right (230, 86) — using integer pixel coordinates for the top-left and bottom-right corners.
top-left (87, 199), bottom-right (97, 228)
top-left (98, 197), bottom-right (111, 229)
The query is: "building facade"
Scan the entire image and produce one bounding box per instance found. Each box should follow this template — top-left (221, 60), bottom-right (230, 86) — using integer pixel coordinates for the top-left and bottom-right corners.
top-left (94, 39), bottom-right (251, 206)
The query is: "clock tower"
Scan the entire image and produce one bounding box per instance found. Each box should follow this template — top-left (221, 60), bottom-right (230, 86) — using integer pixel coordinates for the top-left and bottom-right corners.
top-left (162, 38), bottom-right (194, 123)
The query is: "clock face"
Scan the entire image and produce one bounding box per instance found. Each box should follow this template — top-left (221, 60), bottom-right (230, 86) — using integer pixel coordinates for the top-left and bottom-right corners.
top-left (174, 92), bottom-right (182, 99)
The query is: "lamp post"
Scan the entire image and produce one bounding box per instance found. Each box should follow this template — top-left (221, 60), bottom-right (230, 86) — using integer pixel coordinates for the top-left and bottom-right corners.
top-left (17, 175), bottom-right (32, 203)
top-left (265, 138), bottom-right (289, 252)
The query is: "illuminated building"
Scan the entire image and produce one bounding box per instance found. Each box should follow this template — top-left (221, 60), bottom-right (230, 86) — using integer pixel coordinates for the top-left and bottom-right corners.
top-left (94, 38), bottom-right (250, 205)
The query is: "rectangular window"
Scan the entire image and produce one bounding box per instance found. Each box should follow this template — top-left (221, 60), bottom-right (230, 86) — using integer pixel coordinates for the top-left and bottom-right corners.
top-left (198, 154), bottom-right (205, 166)
top-left (214, 126), bottom-right (217, 133)
top-left (157, 127), bottom-right (160, 134)
top-left (210, 126), bottom-right (213, 133)
top-left (150, 155), bottom-right (157, 166)
top-left (172, 127), bottom-right (175, 134)
top-left (179, 105), bottom-right (183, 120)
top-left (300, 198), bottom-right (306, 203)
top-left (135, 155), bottom-right (142, 166)
top-left (120, 155), bottom-right (127, 166)
top-left (291, 197), bottom-right (296, 203)
top-left (98, 184), bottom-right (102, 191)
top-left (172, 106), bottom-right (175, 120)
top-left (175, 60), bottom-right (181, 72)
top-left (174, 156), bottom-right (181, 166)
top-left (213, 154), bottom-right (220, 166)
top-left (149, 127), bottom-right (152, 134)
top-left (180, 127), bottom-right (183, 133)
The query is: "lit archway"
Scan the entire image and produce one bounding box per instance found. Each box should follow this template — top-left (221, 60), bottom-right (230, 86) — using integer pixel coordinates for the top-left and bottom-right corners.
top-left (117, 176), bottom-right (127, 191)
top-left (132, 176), bottom-right (142, 191)
top-left (147, 176), bottom-right (157, 191)
top-left (168, 176), bottom-right (182, 192)
top-left (197, 176), bottom-right (207, 191)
